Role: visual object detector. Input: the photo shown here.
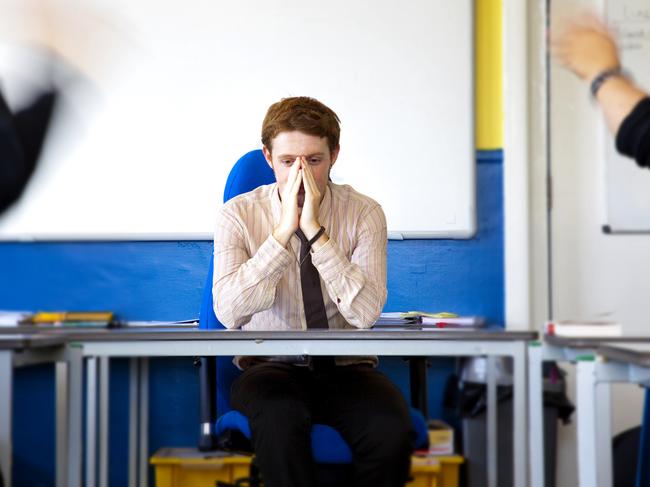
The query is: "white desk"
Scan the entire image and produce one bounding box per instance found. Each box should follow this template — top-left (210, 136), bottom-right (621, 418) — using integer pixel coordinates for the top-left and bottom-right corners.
top-left (528, 336), bottom-right (650, 487)
top-left (597, 342), bottom-right (650, 486)
top-left (0, 333), bottom-right (69, 487)
top-left (65, 328), bottom-right (536, 487)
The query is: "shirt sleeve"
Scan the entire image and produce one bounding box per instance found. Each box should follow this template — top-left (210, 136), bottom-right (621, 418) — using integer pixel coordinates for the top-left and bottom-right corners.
top-left (615, 97), bottom-right (650, 169)
top-left (311, 204), bottom-right (388, 329)
top-left (213, 208), bottom-right (292, 328)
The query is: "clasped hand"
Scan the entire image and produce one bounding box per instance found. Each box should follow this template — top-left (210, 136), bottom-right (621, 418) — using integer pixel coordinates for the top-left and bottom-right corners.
top-left (273, 157), bottom-right (322, 247)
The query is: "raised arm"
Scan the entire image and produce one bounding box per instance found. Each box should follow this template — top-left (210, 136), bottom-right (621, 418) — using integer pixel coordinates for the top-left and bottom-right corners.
top-left (552, 15), bottom-right (647, 137)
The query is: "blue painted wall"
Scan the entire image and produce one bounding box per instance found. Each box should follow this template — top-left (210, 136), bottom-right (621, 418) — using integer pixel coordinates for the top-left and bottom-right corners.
top-left (0, 151), bottom-right (502, 486)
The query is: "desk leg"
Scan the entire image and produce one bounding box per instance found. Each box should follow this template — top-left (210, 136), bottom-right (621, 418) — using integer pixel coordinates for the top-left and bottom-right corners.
top-left (86, 357), bottom-right (97, 487)
top-left (139, 358), bottom-right (149, 487)
top-left (512, 342), bottom-right (529, 487)
top-left (0, 351), bottom-right (12, 487)
top-left (409, 358), bottom-right (428, 418)
top-left (576, 360), bottom-right (598, 487)
top-left (487, 355), bottom-right (498, 487)
top-left (129, 358), bottom-right (138, 487)
top-left (99, 357), bottom-right (110, 487)
top-left (528, 344), bottom-right (545, 487)
top-left (56, 362), bottom-right (69, 487)
top-left (67, 348), bottom-right (84, 487)
top-left (596, 381), bottom-right (613, 487)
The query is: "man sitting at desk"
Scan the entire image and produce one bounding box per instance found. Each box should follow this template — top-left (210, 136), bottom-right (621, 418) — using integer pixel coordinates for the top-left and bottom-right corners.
top-left (213, 96), bottom-right (414, 487)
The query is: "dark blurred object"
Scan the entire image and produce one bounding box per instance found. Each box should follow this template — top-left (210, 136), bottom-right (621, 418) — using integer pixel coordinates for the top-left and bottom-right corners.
top-left (613, 425), bottom-right (640, 487)
top-left (445, 360), bottom-right (574, 487)
top-left (0, 86), bottom-right (57, 214)
top-left (0, 0), bottom-right (118, 218)
top-left (616, 98), bottom-right (650, 169)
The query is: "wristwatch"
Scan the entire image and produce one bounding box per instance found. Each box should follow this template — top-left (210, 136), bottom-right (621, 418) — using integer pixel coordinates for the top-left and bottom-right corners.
top-left (590, 66), bottom-right (623, 98)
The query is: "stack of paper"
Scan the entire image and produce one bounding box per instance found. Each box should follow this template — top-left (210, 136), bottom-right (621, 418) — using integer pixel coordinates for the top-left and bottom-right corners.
top-left (402, 311), bottom-right (484, 328)
top-left (544, 320), bottom-right (622, 337)
top-left (0, 311), bottom-right (32, 327)
top-left (122, 319), bottom-right (199, 328)
top-left (375, 311), bottom-right (485, 329)
top-left (376, 312), bottom-right (418, 325)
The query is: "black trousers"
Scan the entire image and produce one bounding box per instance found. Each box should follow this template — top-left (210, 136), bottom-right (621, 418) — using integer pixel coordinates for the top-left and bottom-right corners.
top-left (231, 362), bottom-right (415, 487)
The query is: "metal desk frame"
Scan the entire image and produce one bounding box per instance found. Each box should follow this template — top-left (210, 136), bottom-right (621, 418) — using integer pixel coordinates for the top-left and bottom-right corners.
top-left (66, 329), bottom-right (535, 487)
top-left (528, 337), bottom-right (650, 487)
top-left (0, 334), bottom-right (70, 487)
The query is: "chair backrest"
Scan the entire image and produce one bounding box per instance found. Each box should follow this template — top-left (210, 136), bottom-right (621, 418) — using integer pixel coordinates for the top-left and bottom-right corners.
top-left (199, 149), bottom-right (275, 414)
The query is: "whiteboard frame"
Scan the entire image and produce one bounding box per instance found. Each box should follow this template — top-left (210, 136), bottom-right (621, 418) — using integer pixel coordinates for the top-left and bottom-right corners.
top-left (601, 0), bottom-right (650, 233)
top-left (0, 0), bottom-right (476, 242)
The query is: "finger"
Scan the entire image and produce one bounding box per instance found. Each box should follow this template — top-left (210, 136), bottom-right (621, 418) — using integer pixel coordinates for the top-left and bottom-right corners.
top-left (282, 157), bottom-right (301, 195)
top-left (563, 21), bottom-right (585, 39)
top-left (289, 156), bottom-right (301, 180)
top-left (301, 171), bottom-right (317, 204)
top-left (290, 166), bottom-right (303, 197)
top-left (300, 157), bottom-right (311, 179)
top-left (303, 169), bottom-right (314, 199)
top-left (298, 156), bottom-right (307, 174)
top-left (302, 159), bottom-right (318, 189)
top-left (295, 157), bottom-right (305, 183)
top-left (550, 33), bottom-right (576, 55)
top-left (581, 12), bottom-right (606, 33)
top-left (298, 157), bottom-right (312, 187)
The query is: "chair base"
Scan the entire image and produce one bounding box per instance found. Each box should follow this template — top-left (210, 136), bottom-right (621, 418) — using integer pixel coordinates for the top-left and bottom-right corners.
top-left (198, 431), bottom-right (217, 452)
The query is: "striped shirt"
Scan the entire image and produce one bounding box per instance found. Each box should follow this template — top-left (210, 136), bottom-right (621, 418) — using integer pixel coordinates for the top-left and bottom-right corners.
top-left (213, 181), bottom-right (387, 368)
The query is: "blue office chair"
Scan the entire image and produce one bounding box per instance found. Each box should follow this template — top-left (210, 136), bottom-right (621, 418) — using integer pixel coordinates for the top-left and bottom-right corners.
top-left (197, 149), bottom-right (429, 473)
top-left (197, 149), bottom-right (276, 453)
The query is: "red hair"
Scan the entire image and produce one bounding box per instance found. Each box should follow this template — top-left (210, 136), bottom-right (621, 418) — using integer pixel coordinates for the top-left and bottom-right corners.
top-left (261, 97), bottom-right (340, 153)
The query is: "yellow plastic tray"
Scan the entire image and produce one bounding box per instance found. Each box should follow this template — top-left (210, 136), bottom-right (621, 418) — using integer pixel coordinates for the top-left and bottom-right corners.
top-left (151, 448), bottom-right (463, 487)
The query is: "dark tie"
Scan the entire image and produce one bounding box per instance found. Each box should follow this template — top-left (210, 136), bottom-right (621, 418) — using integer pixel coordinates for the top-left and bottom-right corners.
top-left (296, 229), bottom-right (335, 370)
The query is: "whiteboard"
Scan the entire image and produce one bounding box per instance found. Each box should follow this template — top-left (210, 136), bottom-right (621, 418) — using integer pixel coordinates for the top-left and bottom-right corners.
top-left (604, 0), bottom-right (650, 233)
top-left (0, 0), bottom-right (475, 240)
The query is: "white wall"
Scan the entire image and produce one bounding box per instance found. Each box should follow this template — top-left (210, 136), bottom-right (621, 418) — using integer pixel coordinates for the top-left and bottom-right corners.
top-left (549, 0), bottom-right (649, 485)
top-left (0, 0), bottom-right (476, 240)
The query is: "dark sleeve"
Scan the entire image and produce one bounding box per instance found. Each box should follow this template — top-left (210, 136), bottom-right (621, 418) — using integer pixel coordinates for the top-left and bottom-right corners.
top-left (0, 91), bottom-right (28, 213)
top-left (615, 97), bottom-right (650, 169)
top-left (0, 89), bottom-right (57, 214)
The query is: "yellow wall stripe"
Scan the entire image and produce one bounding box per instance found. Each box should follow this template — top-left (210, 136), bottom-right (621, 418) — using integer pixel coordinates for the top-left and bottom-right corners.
top-left (476, 0), bottom-right (503, 150)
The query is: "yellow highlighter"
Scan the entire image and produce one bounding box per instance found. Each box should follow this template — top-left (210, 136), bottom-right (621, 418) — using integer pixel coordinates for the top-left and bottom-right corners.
top-left (29, 311), bottom-right (115, 326)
